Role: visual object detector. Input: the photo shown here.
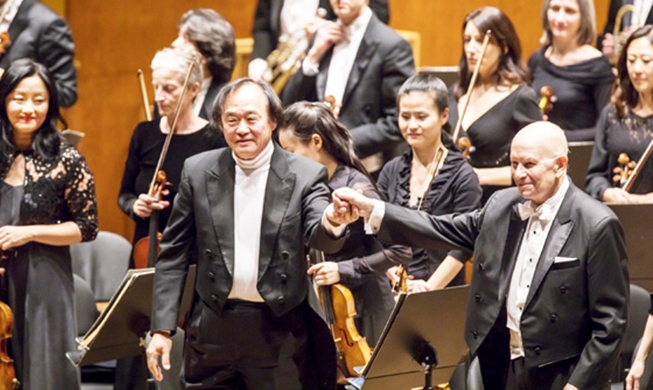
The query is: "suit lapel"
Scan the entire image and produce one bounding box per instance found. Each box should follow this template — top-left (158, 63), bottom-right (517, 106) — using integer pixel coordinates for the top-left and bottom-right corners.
top-left (341, 19), bottom-right (380, 107)
top-left (258, 145), bottom-right (295, 279)
top-left (206, 151), bottom-right (236, 276)
top-left (499, 205), bottom-right (528, 299)
top-left (524, 187), bottom-right (575, 309)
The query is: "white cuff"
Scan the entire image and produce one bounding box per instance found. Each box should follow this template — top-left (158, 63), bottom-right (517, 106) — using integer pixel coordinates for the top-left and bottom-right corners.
top-left (302, 57), bottom-right (320, 76)
top-left (322, 212), bottom-right (347, 237)
top-left (364, 200), bottom-right (385, 235)
top-left (248, 58), bottom-right (268, 79)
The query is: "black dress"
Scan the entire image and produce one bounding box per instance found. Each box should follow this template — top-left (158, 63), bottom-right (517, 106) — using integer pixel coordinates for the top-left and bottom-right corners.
top-left (0, 140), bottom-right (98, 390)
top-left (448, 85), bottom-right (540, 204)
top-left (118, 120), bottom-right (226, 256)
top-left (322, 164), bottom-right (407, 346)
top-left (377, 148), bottom-right (482, 283)
top-left (585, 105), bottom-right (653, 199)
top-left (528, 46), bottom-right (614, 142)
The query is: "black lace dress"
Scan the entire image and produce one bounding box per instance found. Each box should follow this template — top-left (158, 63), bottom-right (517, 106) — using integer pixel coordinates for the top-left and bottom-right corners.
top-left (377, 149), bottom-right (482, 283)
top-left (585, 105), bottom-right (653, 199)
top-left (0, 140), bottom-right (98, 390)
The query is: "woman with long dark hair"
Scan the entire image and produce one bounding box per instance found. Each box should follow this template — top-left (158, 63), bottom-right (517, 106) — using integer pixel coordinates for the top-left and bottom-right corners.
top-left (586, 25), bottom-right (653, 203)
top-left (278, 101), bottom-right (410, 346)
top-left (450, 7), bottom-right (540, 204)
top-left (0, 59), bottom-right (98, 389)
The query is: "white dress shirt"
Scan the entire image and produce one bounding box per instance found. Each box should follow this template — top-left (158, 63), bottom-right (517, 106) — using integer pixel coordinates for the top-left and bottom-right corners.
top-left (507, 177), bottom-right (570, 359)
top-left (634, 0), bottom-right (653, 26)
top-left (228, 141), bottom-right (274, 302)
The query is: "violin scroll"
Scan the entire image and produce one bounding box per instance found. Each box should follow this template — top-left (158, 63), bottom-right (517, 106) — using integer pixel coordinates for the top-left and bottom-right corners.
top-left (612, 153), bottom-right (637, 187)
top-left (538, 86), bottom-right (557, 118)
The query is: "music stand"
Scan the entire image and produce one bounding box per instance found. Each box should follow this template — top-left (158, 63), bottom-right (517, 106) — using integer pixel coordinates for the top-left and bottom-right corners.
top-left (610, 204), bottom-right (653, 291)
top-left (66, 265), bottom-right (197, 367)
top-left (348, 285), bottom-right (469, 390)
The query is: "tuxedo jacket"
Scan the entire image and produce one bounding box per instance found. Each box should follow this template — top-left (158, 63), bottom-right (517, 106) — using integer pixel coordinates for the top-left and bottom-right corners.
top-left (0, 0), bottom-right (77, 107)
top-left (198, 78), bottom-right (225, 120)
top-left (251, 0), bottom-right (389, 61)
top-left (603, 0), bottom-right (653, 36)
top-left (375, 183), bottom-right (629, 389)
top-left (281, 14), bottom-right (414, 160)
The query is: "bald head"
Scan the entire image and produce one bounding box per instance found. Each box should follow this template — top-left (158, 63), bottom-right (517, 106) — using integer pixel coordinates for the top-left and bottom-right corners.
top-left (512, 121), bottom-right (569, 162)
top-left (510, 121), bottom-right (569, 206)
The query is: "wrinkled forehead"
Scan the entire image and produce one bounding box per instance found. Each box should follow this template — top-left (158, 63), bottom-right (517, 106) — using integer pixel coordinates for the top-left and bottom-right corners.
top-left (222, 85), bottom-right (269, 116)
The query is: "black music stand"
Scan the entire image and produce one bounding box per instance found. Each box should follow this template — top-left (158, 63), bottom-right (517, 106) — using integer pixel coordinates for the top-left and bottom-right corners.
top-left (66, 265), bottom-right (197, 367)
top-left (347, 285), bottom-right (469, 390)
top-left (567, 141), bottom-right (594, 189)
top-left (610, 204), bottom-right (653, 291)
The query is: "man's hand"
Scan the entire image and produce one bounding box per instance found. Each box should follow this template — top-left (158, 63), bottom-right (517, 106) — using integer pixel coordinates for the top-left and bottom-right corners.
top-left (308, 261), bottom-right (341, 285)
top-left (0, 225), bottom-right (33, 250)
top-left (325, 189), bottom-right (360, 226)
top-left (602, 32), bottom-right (615, 57)
top-left (146, 331), bottom-right (173, 382)
top-left (333, 187), bottom-right (376, 219)
top-left (306, 21), bottom-right (346, 65)
top-left (133, 193), bottom-right (170, 218)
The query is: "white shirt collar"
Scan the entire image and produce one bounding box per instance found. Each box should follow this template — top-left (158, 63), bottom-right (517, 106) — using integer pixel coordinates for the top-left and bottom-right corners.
top-left (338, 6), bottom-right (372, 41)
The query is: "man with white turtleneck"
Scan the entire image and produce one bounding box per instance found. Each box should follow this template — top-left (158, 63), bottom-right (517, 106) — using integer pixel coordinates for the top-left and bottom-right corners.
top-left (146, 78), bottom-right (351, 390)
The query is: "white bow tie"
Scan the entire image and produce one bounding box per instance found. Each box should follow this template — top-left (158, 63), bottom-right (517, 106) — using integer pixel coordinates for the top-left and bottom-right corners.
top-left (517, 202), bottom-right (553, 222)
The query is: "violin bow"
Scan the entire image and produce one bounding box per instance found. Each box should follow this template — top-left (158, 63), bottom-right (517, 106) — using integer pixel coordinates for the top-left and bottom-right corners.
top-left (137, 69), bottom-right (152, 122)
top-left (623, 137), bottom-right (653, 192)
top-left (452, 30), bottom-right (492, 144)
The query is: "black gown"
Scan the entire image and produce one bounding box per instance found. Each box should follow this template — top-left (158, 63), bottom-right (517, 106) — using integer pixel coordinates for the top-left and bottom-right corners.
top-left (0, 140), bottom-right (98, 390)
top-left (585, 105), bottom-right (653, 199)
top-left (377, 148), bottom-right (482, 282)
top-left (448, 85), bottom-right (540, 204)
top-left (528, 45), bottom-right (614, 142)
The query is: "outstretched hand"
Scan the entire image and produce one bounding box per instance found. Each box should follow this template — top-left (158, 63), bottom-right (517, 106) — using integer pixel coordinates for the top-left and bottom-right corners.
top-left (146, 332), bottom-right (172, 382)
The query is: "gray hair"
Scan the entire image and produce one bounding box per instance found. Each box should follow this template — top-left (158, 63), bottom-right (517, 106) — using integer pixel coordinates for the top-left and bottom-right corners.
top-left (150, 46), bottom-right (203, 89)
top-left (540, 0), bottom-right (596, 45)
top-left (179, 9), bottom-right (235, 84)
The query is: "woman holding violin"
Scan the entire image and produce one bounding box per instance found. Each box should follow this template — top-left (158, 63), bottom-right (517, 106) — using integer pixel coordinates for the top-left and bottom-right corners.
top-left (116, 46), bottom-right (225, 389)
top-left (449, 7), bottom-right (540, 205)
top-left (528, 0), bottom-right (614, 142)
top-left (586, 25), bottom-right (653, 203)
top-left (278, 101), bottom-right (410, 348)
top-left (118, 46), bottom-right (225, 267)
top-left (378, 74), bottom-right (482, 291)
top-left (0, 59), bottom-right (98, 389)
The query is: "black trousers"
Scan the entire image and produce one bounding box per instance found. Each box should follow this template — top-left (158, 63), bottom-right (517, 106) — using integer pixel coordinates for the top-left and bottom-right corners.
top-left (181, 299), bottom-right (311, 390)
top-left (506, 356), bottom-right (579, 390)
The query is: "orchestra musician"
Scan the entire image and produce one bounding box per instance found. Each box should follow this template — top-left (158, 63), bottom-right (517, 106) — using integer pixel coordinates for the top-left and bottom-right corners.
top-left (528, 0), bottom-right (614, 142)
top-left (0, 0), bottom-right (78, 108)
top-left (448, 7), bottom-right (540, 205)
top-left (376, 74), bottom-right (482, 290)
top-left (248, 0), bottom-right (389, 80)
top-left (332, 121), bottom-right (629, 390)
top-left (146, 78), bottom-right (350, 389)
top-left (586, 25), bottom-right (653, 203)
top-left (280, 0), bottom-right (414, 175)
top-left (0, 59), bottom-right (98, 390)
top-left (277, 101), bottom-right (410, 346)
top-left (600, 0), bottom-right (653, 59)
top-left (116, 46), bottom-right (226, 389)
top-left (626, 306), bottom-right (653, 390)
top-left (171, 9), bottom-right (235, 120)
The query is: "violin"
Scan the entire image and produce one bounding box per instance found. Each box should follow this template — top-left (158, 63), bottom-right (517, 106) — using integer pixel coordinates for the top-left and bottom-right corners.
top-left (615, 138), bottom-right (653, 192)
top-left (453, 30), bottom-right (492, 161)
top-left (0, 301), bottom-right (16, 390)
top-left (538, 86), bottom-right (556, 119)
top-left (131, 58), bottom-right (198, 268)
top-left (0, 32), bottom-right (10, 56)
top-left (314, 252), bottom-right (371, 379)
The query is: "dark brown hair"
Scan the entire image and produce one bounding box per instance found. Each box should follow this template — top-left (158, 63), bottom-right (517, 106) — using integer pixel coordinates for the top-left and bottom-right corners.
top-left (612, 25), bottom-right (653, 118)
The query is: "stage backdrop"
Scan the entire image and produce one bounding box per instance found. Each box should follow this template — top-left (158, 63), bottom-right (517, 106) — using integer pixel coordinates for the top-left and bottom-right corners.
top-left (43, 0), bottom-right (609, 240)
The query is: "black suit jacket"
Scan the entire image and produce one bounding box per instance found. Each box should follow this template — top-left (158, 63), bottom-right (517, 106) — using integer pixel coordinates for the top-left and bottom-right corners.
top-left (281, 14), bottom-right (414, 160)
top-left (252, 0), bottom-right (389, 60)
top-left (374, 183), bottom-right (629, 389)
top-left (198, 78), bottom-right (225, 120)
top-left (0, 0), bottom-right (77, 107)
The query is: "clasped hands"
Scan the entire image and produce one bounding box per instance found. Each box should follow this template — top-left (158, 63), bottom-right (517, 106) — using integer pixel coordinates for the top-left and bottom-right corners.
top-left (325, 187), bottom-right (377, 227)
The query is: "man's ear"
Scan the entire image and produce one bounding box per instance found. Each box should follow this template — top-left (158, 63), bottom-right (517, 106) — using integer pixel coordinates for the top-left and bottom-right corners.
top-left (555, 155), bottom-right (569, 176)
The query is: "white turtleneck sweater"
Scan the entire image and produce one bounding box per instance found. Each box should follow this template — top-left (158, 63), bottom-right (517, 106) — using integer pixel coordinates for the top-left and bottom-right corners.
top-left (228, 141), bottom-right (274, 302)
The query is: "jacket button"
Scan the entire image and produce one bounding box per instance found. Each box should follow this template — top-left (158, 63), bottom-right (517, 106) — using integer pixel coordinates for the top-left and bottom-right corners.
top-left (475, 294), bottom-right (482, 303)
top-left (279, 273), bottom-right (288, 282)
top-left (559, 286), bottom-right (568, 294)
top-left (478, 262), bottom-right (484, 271)
top-left (277, 296), bottom-right (285, 304)
top-left (550, 314), bottom-right (557, 323)
top-left (534, 347), bottom-right (541, 355)
top-left (211, 294), bottom-right (218, 302)
top-left (205, 249), bottom-right (212, 255)
top-left (472, 331), bottom-right (479, 339)
top-left (208, 272), bottom-right (215, 280)
top-left (282, 251), bottom-right (290, 259)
